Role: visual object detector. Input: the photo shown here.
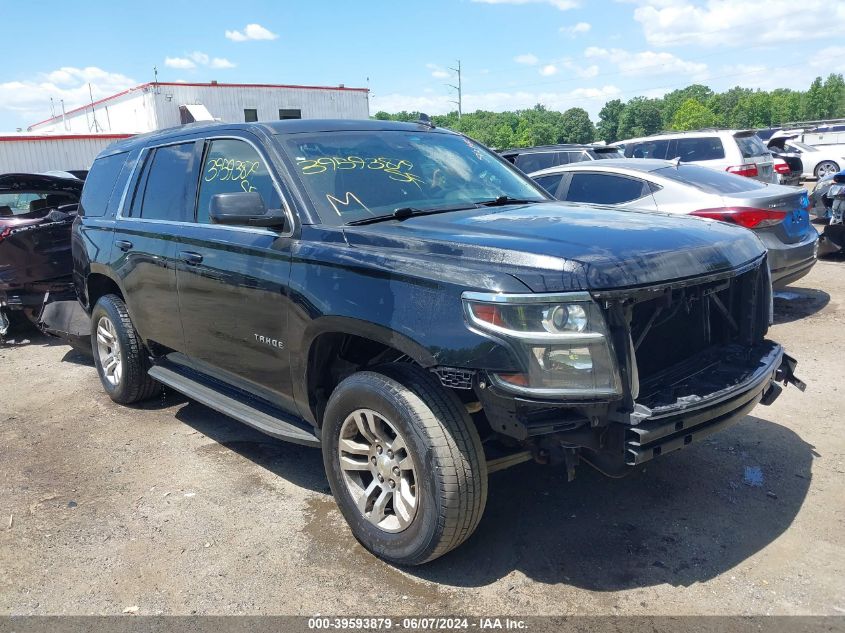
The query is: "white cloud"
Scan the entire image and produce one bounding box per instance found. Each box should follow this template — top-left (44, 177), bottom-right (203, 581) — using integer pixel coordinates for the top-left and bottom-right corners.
top-left (0, 66), bottom-right (137, 128)
top-left (189, 51), bottom-right (209, 65)
top-left (165, 57), bottom-right (195, 69)
top-left (472, 0), bottom-right (579, 9)
top-left (584, 46), bottom-right (708, 79)
top-left (166, 51), bottom-right (236, 71)
top-left (210, 58), bottom-right (236, 69)
top-left (514, 53), bottom-right (539, 65)
top-left (426, 63), bottom-right (452, 79)
top-left (629, 0), bottom-right (843, 48)
top-left (560, 21), bottom-right (591, 36)
top-left (539, 64), bottom-right (558, 76)
top-left (373, 84), bottom-right (620, 119)
top-left (225, 23), bottom-right (279, 42)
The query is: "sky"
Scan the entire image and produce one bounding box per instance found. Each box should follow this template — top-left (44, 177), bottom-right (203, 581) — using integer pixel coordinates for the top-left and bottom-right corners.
top-left (1, 0), bottom-right (844, 132)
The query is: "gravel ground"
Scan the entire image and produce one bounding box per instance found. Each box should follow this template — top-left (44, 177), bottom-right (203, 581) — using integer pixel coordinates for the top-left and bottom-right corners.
top-left (0, 257), bottom-right (843, 617)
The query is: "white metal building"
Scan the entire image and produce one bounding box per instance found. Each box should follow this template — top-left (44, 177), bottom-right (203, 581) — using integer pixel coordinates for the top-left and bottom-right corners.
top-left (27, 81), bottom-right (370, 134)
top-left (0, 133), bottom-right (132, 174)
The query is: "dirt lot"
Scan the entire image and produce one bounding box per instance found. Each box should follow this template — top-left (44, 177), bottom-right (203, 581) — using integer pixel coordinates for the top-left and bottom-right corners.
top-left (1, 258), bottom-right (843, 617)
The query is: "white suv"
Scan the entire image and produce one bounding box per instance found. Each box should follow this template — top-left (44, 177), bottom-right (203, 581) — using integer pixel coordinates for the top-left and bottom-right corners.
top-left (616, 130), bottom-right (777, 183)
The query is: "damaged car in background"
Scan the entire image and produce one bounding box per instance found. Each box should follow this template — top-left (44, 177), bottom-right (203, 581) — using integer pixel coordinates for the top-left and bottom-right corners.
top-left (0, 173), bottom-right (82, 340)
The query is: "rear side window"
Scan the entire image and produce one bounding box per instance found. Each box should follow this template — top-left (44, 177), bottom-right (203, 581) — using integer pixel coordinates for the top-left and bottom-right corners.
top-left (533, 174), bottom-right (564, 196)
top-left (132, 143), bottom-right (194, 222)
top-left (565, 151), bottom-right (589, 164)
top-left (674, 137), bottom-right (725, 161)
top-left (654, 164), bottom-right (766, 194)
top-left (514, 152), bottom-right (561, 173)
top-left (565, 173), bottom-right (649, 205)
top-left (629, 140), bottom-right (670, 159)
top-left (79, 152), bottom-right (127, 217)
top-left (735, 134), bottom-right (769, 158)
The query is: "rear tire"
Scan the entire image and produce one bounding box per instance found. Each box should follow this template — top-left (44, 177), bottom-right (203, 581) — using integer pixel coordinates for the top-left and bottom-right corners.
top-left (322, 364), bottom-right (487, 565)
top-left (91, 294), bottom-right (158, 404)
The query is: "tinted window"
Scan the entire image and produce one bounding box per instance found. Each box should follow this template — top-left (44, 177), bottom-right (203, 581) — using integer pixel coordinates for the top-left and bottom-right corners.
top-left (629, 140), bottom-right (670, 159)
top-left (80, 152), bottom-right (126, 217)
top-left (654, 164), bottom-right (767, 194)
top-left (566, 173), bottom-right (648, 205)
top-left (566, 151), bottom-right (589, 164)
top-left (533, 174), bottom-right (564, 196)
top-left (197, 139), bottom-right (281, 224)
top-left (514, 152), bottom-right (560, 173)
top-left (279, 109), bottom-right (301, 120)
top-left (674, 137), bottom-right (725, 161)
top-left (589, 148), bottom-right (624, 159)
top-left (136, 143), bottom-right (194, 221)
top-left (244, 109), bottom-right (258, 122)
top-left (735, 134), bottom-right (768, 158)
top-left (278, 130), bottom-right (546, 226)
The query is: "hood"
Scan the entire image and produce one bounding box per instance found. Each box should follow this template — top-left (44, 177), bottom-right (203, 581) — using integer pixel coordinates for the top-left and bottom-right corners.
top-left (342, 202), bottom-right (765, 292)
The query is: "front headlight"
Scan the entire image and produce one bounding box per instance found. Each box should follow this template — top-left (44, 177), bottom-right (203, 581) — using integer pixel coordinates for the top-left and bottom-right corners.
top-left (463, 291), bottom-right (622, 398)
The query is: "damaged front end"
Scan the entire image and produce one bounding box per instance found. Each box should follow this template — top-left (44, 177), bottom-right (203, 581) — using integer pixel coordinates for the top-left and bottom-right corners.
top-left (466, 255), bottom-right (805, 478)
top-left (0, 173), bottom-right (83, 340)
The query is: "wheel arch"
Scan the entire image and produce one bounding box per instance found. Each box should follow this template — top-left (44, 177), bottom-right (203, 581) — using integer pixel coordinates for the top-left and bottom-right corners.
top-left (85, 271), bottom-right (125, 312)
top-left (297, 316), bottom-right (439, 428)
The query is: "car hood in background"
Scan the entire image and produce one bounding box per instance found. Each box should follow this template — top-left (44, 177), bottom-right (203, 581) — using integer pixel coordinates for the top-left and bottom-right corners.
top-left (343, 202), bottom-right (765, 292)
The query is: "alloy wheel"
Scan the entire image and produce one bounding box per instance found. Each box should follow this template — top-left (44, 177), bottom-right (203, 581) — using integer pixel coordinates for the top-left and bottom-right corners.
top-left (337, 408), bottom-right (418, 533)
top-left (96, 316), bottom-right (122, 387)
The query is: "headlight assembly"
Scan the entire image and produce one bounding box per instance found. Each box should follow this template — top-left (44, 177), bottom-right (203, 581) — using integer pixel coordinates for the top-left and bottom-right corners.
top-left (462, 291), bottom-right (622, 398)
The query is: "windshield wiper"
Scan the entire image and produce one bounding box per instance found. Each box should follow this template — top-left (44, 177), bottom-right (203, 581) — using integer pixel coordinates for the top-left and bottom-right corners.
top-left (345, 204), bottom-right (479, 226)
top-left (476, 195), bottom-right (546, 207)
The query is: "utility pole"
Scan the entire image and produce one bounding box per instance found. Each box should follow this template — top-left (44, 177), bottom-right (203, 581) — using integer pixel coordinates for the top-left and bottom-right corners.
top-left (447, 60), bottom-right (462, 120)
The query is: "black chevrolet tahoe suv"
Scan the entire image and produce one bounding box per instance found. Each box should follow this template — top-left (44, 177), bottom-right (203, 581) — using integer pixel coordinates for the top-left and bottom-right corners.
top-left (73, 119), bottom-right (803, 565)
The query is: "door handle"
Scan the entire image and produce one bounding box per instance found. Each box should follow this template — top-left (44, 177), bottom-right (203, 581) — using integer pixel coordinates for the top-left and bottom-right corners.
top-left (179, 251), bottom-right (204, 265)
top-left (115, 240), bottom-right (133, 252)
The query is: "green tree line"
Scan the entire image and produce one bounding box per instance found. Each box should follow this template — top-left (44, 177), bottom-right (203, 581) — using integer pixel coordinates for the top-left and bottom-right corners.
top-left (373, 73), bottom-right (845, 147)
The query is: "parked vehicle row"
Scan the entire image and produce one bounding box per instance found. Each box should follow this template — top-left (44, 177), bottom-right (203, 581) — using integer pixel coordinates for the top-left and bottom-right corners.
top-left (499, 143), bottom-right (622, 173)
top-left (65, 119), bottom-right (804, 566)
top-left (527, 159), bottom-right (817, 288)
top-left (768, 134), bottom-right (845, 179)
top-left (615, 129), bottom-right (778, 183)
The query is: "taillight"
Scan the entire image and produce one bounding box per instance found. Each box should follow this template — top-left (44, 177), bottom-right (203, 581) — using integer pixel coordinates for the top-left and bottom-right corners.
top-left (690, 207), bottom-right (788, 229)
top-left (726, 163), bottom-right (759, 178)
top-left (773, 160), bottom-right (790, 174)
top-left (0, 227), bottom-right (11, 243)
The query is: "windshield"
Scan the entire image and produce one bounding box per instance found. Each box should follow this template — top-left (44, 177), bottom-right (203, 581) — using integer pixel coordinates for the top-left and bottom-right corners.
top-left (0, 191), bottom-right (76, 217)
top-left (654, 164), bottom-right (767, 194)
top-left (276, 130), bottom-right (547, 226)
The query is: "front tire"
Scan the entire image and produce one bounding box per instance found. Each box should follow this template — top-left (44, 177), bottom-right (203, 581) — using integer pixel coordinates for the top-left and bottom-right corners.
top-left (91, 294), bottom-right (158, 404)
top-left (815, 160), bottom-right (839, 179)
top-left (322, 364), bottom-right (487, 565)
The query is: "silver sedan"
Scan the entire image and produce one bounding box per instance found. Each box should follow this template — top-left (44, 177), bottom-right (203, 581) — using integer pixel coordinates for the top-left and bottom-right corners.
top-left (529, 159), bottom-right (818, 288)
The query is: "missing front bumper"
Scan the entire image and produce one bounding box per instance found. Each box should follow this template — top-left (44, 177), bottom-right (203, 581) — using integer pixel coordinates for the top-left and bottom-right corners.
top-left (623, 345), bottom-right (802, 466)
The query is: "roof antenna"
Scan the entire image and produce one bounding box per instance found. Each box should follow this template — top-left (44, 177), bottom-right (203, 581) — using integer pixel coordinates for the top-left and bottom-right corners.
top-left (671, 156), bottom-right (682, 168)
top-left (416, 113), bottom-right (435, 129)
